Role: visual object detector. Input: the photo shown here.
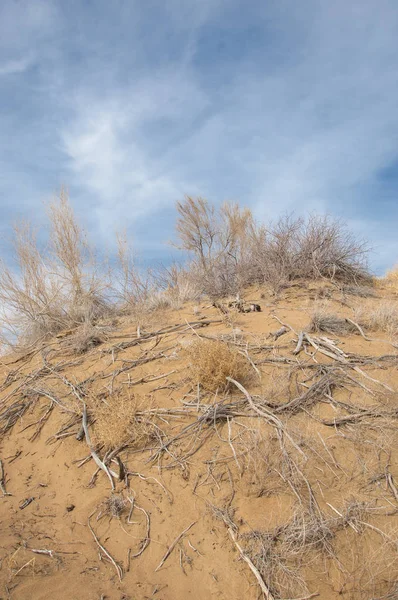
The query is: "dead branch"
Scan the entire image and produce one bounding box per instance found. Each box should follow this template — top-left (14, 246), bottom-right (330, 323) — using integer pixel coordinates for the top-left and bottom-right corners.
top-left (0, 459), bottom-right (11, 496)
top-left (386, 471), bottom-right (398, 503)
top-left (88, 511), bottom-right (123, 581)
top-left (228, 526), bottom-right (275, 600)
top-left (82, 404), bottom-right (116, 489)
top-left (269, 326), bottom-right (288, 341)
top-left (155, 521), bottom-right (197, 572)
top-left (226, 377), bottom-right (306, 458)
top-left (293, 331), bottom-right (304, 355)
top-left (128, 503), bottom-right (151, 559)
top-left (104, 320), bottom-right (223, 355)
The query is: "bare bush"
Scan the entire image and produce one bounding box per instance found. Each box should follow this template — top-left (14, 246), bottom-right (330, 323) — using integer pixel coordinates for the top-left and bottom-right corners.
top-left (296, 214), bottom-right (370, 282)
top-left (342, 284), bottom-right (376, 298)
top-left (48, 188), bottom-right (110, 324)
top-left (249, 214), bottom-right (302, 292)
top-left (0, 189), bottom-right (112, 348)
top-left (0, 221), bottom-right (67, 347)
top-left (175, 197), bottom-right (256, 297)
top-left (151, 263), bottom-right (201, 310)
top-left (309, 310), bottom-right (357, 335)
top-left (114, 231), bottom-right (154, 314)
top-left (175, 198), bottom-right (371, 297)
top-left (187, 339), bottom-right (251, 392)
top-left (67, 323), bottom-right (110, 355)
top-left (241, 506), bottom-right (337, 597)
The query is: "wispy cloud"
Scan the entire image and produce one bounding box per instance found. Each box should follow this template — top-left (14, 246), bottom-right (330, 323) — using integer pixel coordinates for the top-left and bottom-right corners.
top-left (0, 57), bottom-right (34, 77)
top-left (1, 0), bottom-right (398, 271)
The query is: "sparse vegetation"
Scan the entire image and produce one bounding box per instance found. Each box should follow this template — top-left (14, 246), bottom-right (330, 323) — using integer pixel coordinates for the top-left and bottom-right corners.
top-left (0, 192), bottom-right (373, 351)
top-left (175, 199), bottom-right (371, 297)
top-left (355, 301), bottom-right (398, 337)
top-left (382, 265), bottom-right (398, 290)
top-left (92, 392), bottom-right (153, 452)
top-left (187, 339), bottom-right (251, 392)
top-left (309, 310), bottom-right (357, 335)
top-left (2, 190), bottom-right (398, 600)
top-left (342, 284), bottom-right (376, 298)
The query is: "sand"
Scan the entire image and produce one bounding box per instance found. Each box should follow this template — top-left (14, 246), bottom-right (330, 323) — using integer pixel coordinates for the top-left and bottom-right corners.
top-left (1, 281), bottom-right (398, 599)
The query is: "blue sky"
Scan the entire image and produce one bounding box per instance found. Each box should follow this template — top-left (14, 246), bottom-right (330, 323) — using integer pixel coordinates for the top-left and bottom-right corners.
top-left (1, 0), bottom-right (398, 272)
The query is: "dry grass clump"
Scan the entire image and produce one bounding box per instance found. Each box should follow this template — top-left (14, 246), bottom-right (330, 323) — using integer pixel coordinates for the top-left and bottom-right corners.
top-left (151, 264), bottom-right (201, 310)
top-left (240, 501), bottom-right (377, 598)
top-left (187, 339), bottom-right (251, 392)
top-left (242, 429), bottom-right (303, 497)
top-left (92, 392), bottom-right (153, 452)
top-left (382, 265), bottom-right (398, 290)
top-left (67, 323), bottom-right (111, 354)
top-left (342, 284), bottom-right (376, 298)
top-left (241, 506), bottom-right (338, 597)
top-left (99, 493), bottom-right (128, 519)
top-left (355, 301), bottom-right (398, 337)
top-left (309, 310), bottom-right (357, 335)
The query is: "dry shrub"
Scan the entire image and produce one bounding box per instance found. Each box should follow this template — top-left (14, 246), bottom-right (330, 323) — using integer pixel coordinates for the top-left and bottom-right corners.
top-left (241, 500), bottom-right (383, 598)
top-left (151, 263), bottom-right (201, 310)
top-left (355, 301), bottom-right (398, 337)
top-left (0, 188), bottom-right (111, 349)
top-left (100, 493), bottom-right (128, 519)
top-left (175, 197), bottom-right (260, 298)
top-left (309, 310), bottom-right (357, 335)
top-left (47, 188), bottom-right (111, 323)
top-left (115, 236), bottom-right (199, 318)
top-left (67, 323), bottom-right (110, 355)
top-left (187, 339), bottom-right (251, 392)
top-left (241, 506), bottom-right (338, 597)
top-left (333, 505), bottom-right (398, 600)
top-left (242, 428), bottom-right (300, 497)
top-left (382, 265), bottom-right (398, 291)
top-left (342, 284), bottom-right (376, 298)
top-left (175, 198), bottom-right (370, 297)
top-left (114, 231), bottom-right (157, 320)
top-left (92, 392), bottom-right (153, 451)
top-left (0, 221), bottom-right (67, 348)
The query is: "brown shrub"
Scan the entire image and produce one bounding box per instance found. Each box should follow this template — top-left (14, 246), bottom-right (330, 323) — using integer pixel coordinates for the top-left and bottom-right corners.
top-left (309, 310), bottom-right (357, 335)
top-left (355, 301), bottom-right (398, 337)
top-left (67, 323), bottom-right (109, 354)
top-left (342, 284), bottom-right (376, 298)
top-left (382, 265), bottom-right (398, 290)
top-left (187, 339), bottom-right (251, 392)
top-left (92, 392), bottom-right (153, 451)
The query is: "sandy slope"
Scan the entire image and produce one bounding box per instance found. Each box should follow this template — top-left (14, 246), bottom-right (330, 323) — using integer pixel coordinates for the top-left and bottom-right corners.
top-left (1, 282), bottom-right (398, 600)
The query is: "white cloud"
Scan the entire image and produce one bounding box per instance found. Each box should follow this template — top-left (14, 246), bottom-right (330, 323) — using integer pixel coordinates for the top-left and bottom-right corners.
top-left (0, 56), bottom-right (33, 76)
top-left (2, 0), bottom-right (398, 271)
top-left (60, 68), bottom-right (209, 237)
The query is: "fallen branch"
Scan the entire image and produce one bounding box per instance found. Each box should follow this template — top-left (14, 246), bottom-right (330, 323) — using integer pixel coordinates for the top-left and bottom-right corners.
top-left (0, 459), bottom-right (11, 496)
top-left (82, 404), bottom-right (116, 490)
top-left (155, 521), bottom-right (197, 572)
top-left (386, 471), bottom-right (398, 503)
top-left (226, 377), bottom-right (306, 459)
top-left (227, 526), bottom-right (275, 600)
top-left (128, 503), bottom-right (151, 559)
top-left (88, 511), bottom-right (123, 581)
